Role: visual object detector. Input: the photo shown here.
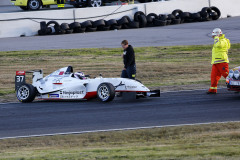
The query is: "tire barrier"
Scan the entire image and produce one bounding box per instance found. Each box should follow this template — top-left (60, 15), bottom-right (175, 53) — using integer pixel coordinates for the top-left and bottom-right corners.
top-left (38, 6), bottom-right (221, 36)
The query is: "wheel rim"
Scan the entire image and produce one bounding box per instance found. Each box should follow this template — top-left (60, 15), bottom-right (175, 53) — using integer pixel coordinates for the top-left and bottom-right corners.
top-left (29, 0), bottom-right (40, 10)
top-left (17, 86), bottom-right (30, 100)
top-left (90, 0), bottom-right (102, 7)
top-left (98, 85), bottom-right (110, 101)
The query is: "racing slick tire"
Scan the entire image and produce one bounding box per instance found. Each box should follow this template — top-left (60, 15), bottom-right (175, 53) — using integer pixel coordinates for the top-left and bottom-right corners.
top-left (97, 83), bottom-right (115, 102)
top-left (28, 0), bottom-right (41, 10)
top-left (16, 84), bottom-right (37, 103)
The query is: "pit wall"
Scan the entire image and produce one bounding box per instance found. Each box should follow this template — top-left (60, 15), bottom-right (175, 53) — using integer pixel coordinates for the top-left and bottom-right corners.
top-left (0, 0), bottom-right (239, 38)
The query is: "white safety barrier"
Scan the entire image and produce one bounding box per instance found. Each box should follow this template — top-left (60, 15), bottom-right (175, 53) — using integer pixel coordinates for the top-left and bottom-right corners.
top-left (0, 0), bottom-right (239, 38)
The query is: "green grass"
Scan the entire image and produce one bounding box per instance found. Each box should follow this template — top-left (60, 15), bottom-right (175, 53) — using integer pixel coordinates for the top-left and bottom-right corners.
top-left (0, 122), bottom-right (240, 160)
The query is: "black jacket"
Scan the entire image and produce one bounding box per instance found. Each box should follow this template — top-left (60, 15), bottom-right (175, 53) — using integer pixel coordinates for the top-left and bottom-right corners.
top-left (123, 45), bottom-right (136, 69)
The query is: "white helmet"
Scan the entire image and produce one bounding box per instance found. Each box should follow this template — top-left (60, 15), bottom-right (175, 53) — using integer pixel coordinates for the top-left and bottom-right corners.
top-left (212, 28), bottom-right (222, 36)
top-left (74, 72), bottom-right (85, 80)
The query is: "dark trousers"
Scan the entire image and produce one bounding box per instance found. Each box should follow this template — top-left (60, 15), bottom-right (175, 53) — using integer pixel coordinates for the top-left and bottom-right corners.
top-left (121, 65), bottom-right (136, 79)
top-left (57, 0), bottom-right (64, 4)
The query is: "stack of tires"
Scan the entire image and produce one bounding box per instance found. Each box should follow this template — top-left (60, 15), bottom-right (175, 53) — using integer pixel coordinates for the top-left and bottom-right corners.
top-left (38, 6), bottom-right (221, 36)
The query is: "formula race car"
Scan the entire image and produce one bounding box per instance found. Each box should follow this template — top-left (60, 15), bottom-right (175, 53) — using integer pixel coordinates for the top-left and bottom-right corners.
top-left (15, 66), bottom-right (160, 103)
top-left (226, 66), bottom-right (240, 92)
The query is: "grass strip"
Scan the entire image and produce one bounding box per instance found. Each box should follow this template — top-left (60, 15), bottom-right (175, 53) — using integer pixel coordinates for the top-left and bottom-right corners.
top-left (0, 122), bottom-right (240, 159)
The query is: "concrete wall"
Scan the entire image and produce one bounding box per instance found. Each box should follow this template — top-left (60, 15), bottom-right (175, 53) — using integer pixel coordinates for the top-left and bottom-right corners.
top-left (0, 0), bottom-right (240, 38)
top-left (0, 0), bottom-right (12, 6)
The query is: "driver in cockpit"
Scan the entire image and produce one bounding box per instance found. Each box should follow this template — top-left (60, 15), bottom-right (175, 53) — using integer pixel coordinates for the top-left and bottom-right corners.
top-left (73, 72), bottom-right (86, 80)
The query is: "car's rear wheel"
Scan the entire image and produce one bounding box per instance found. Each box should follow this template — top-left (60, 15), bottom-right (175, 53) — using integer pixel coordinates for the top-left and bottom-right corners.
top-left (16, 84), bottom-right (36, 103)
top-left (20, 6), bottom-right (29, 10)
top-left (28, 0), bottom-right (41, 10)
top-left (97, 83), bottom-right (115, 102)
top-left (88, 0), bottom-right (102, 7)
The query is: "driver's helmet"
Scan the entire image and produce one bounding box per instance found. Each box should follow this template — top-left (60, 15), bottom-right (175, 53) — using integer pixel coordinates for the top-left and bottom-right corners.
top-left (74, 72), bottom-right (86, 80)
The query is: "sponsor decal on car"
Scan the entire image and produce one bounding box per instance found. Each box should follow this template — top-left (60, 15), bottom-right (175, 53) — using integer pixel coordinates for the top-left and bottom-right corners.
top-left (126, 86), bottom-right (137, 89)
top-left (16, 71), bottom-right (25, 76)
top-left (48, 94), bottom-right (59, 98)
top-left (60, 91), bottom-right (85, 99)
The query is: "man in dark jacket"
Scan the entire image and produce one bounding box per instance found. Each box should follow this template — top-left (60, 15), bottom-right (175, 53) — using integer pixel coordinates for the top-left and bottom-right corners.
top-left (121, 40), bottom-right (136, 79)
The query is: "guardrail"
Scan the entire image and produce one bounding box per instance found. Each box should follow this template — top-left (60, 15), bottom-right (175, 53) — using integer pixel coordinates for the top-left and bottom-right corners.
top-left (0, 0), bottom-right (239, 38)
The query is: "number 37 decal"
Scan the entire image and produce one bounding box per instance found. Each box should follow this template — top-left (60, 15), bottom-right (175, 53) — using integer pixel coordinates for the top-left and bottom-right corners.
top-left (16, 76), bottom-right (25, 82)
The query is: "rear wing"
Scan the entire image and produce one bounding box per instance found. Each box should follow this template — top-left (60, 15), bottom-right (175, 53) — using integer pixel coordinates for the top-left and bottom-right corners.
top-left (15, 70), bottom-right (43, 91)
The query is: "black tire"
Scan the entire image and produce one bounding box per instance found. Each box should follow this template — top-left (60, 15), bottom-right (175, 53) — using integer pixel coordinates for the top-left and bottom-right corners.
top-left (86, 27), bottom-right (97, 32)
top-left (110, 25), bottom-right (122, 30)
top-left (167, 14), bottom-right (175, 20)
top-left (97, 83), bottom-right (115, 102)
top-left (40, 21), bottom-right (47, 30)
top-left (172, 18), bottom-right (181, 25)
top-left (16, 84), bottom-right (36, 103)
top-left (172, 9), bottom-right (183, 19)
top-left (47, 21), bottom-right (59, 27)
top-left (20, 6), bottom-right (28, 10)
top-left (122, 16), bottom-right (131, 23)
top-left (69, 22), bottom-right (81, 29)
top-left (122, 24), bottom-right (130, 29)
top-left (153, 19), bottom-right (166, 26)
top-left (166, 20), bottom-right (171, 25)
top-left (106, 19), bottom-right (117, 26)
top-left (88, 0), bottom-right (102, 7)
top-left (65, 29), bottom-right (73, 34)
top-left (28, 0), bottom-right (41, 10)
top-left (210, 6), bottom-right (221, 20)
top-left (139, 14), bottom-right (147, 28)
top-left (180, 12), bottom-right (190, 19)
top-left (128, 21), bottom-right (139, 28)
top-left (191, 13), bottom-right (201, 19)
top-left (46, 21), bottom-right (63, 34)
top-left (159, 14), bottom-right (168, 21)
top-left (60, 23), bottom-right (70, 30)
top-left (117, 17), bottom-right (129, 25)
top-left (81, 20), bottom-right (92, 28)
top-left (92, 19), bottom-right (105, 27)
top-left (134, 11), bottom-right (145, 22)
top-left (201, 7), bottom-right (212, 21)
top-left (97, 26), bottom-right (110, 31)
top-left (75, 27), bottom-right (86, 33)
top-left (146, 13), bottom-right (158, 23)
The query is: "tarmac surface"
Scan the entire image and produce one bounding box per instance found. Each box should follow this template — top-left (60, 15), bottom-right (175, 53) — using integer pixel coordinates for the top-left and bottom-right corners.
top-left (0, 15), bottom-right (240, 51)
top-left (0, 89), bottom-right (240, 139)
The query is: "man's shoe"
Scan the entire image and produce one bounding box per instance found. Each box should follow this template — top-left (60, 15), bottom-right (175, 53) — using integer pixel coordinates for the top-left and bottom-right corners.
top-left (206, 91), bottom-right (217, 94)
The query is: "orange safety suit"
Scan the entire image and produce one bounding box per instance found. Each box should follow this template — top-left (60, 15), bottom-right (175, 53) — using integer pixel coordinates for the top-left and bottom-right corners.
top-left (208, 34), bottom-right (231, 93)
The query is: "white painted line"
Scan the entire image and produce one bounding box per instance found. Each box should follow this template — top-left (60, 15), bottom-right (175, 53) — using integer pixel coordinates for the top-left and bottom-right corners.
top-left (0, 121), bottom-right (239, 140)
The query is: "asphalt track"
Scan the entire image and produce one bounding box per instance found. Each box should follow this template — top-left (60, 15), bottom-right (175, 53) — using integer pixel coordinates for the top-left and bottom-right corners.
top-left (0, 89), bottom-right (240, 139)
top-left (0, 16), bottom-right (240, 51)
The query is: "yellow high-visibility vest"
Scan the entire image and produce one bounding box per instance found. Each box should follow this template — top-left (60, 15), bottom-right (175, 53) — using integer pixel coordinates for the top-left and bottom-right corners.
top-left (211, 34), bottom-right (231, 64)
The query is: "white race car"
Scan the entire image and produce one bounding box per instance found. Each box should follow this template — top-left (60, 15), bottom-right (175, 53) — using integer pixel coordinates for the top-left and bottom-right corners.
top-left (15, 66), bottom-right (160, 103)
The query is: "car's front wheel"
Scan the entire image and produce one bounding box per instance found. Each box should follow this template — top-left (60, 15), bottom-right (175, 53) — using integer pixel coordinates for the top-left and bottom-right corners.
top-left (97, 83), bottom-right (115, 102)
top-left (88, 0), bottom-right (102, 7)
top-left (28, 0), bottom-right (41, 10)
top-left (16, 84), bottom-right (37, 103)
